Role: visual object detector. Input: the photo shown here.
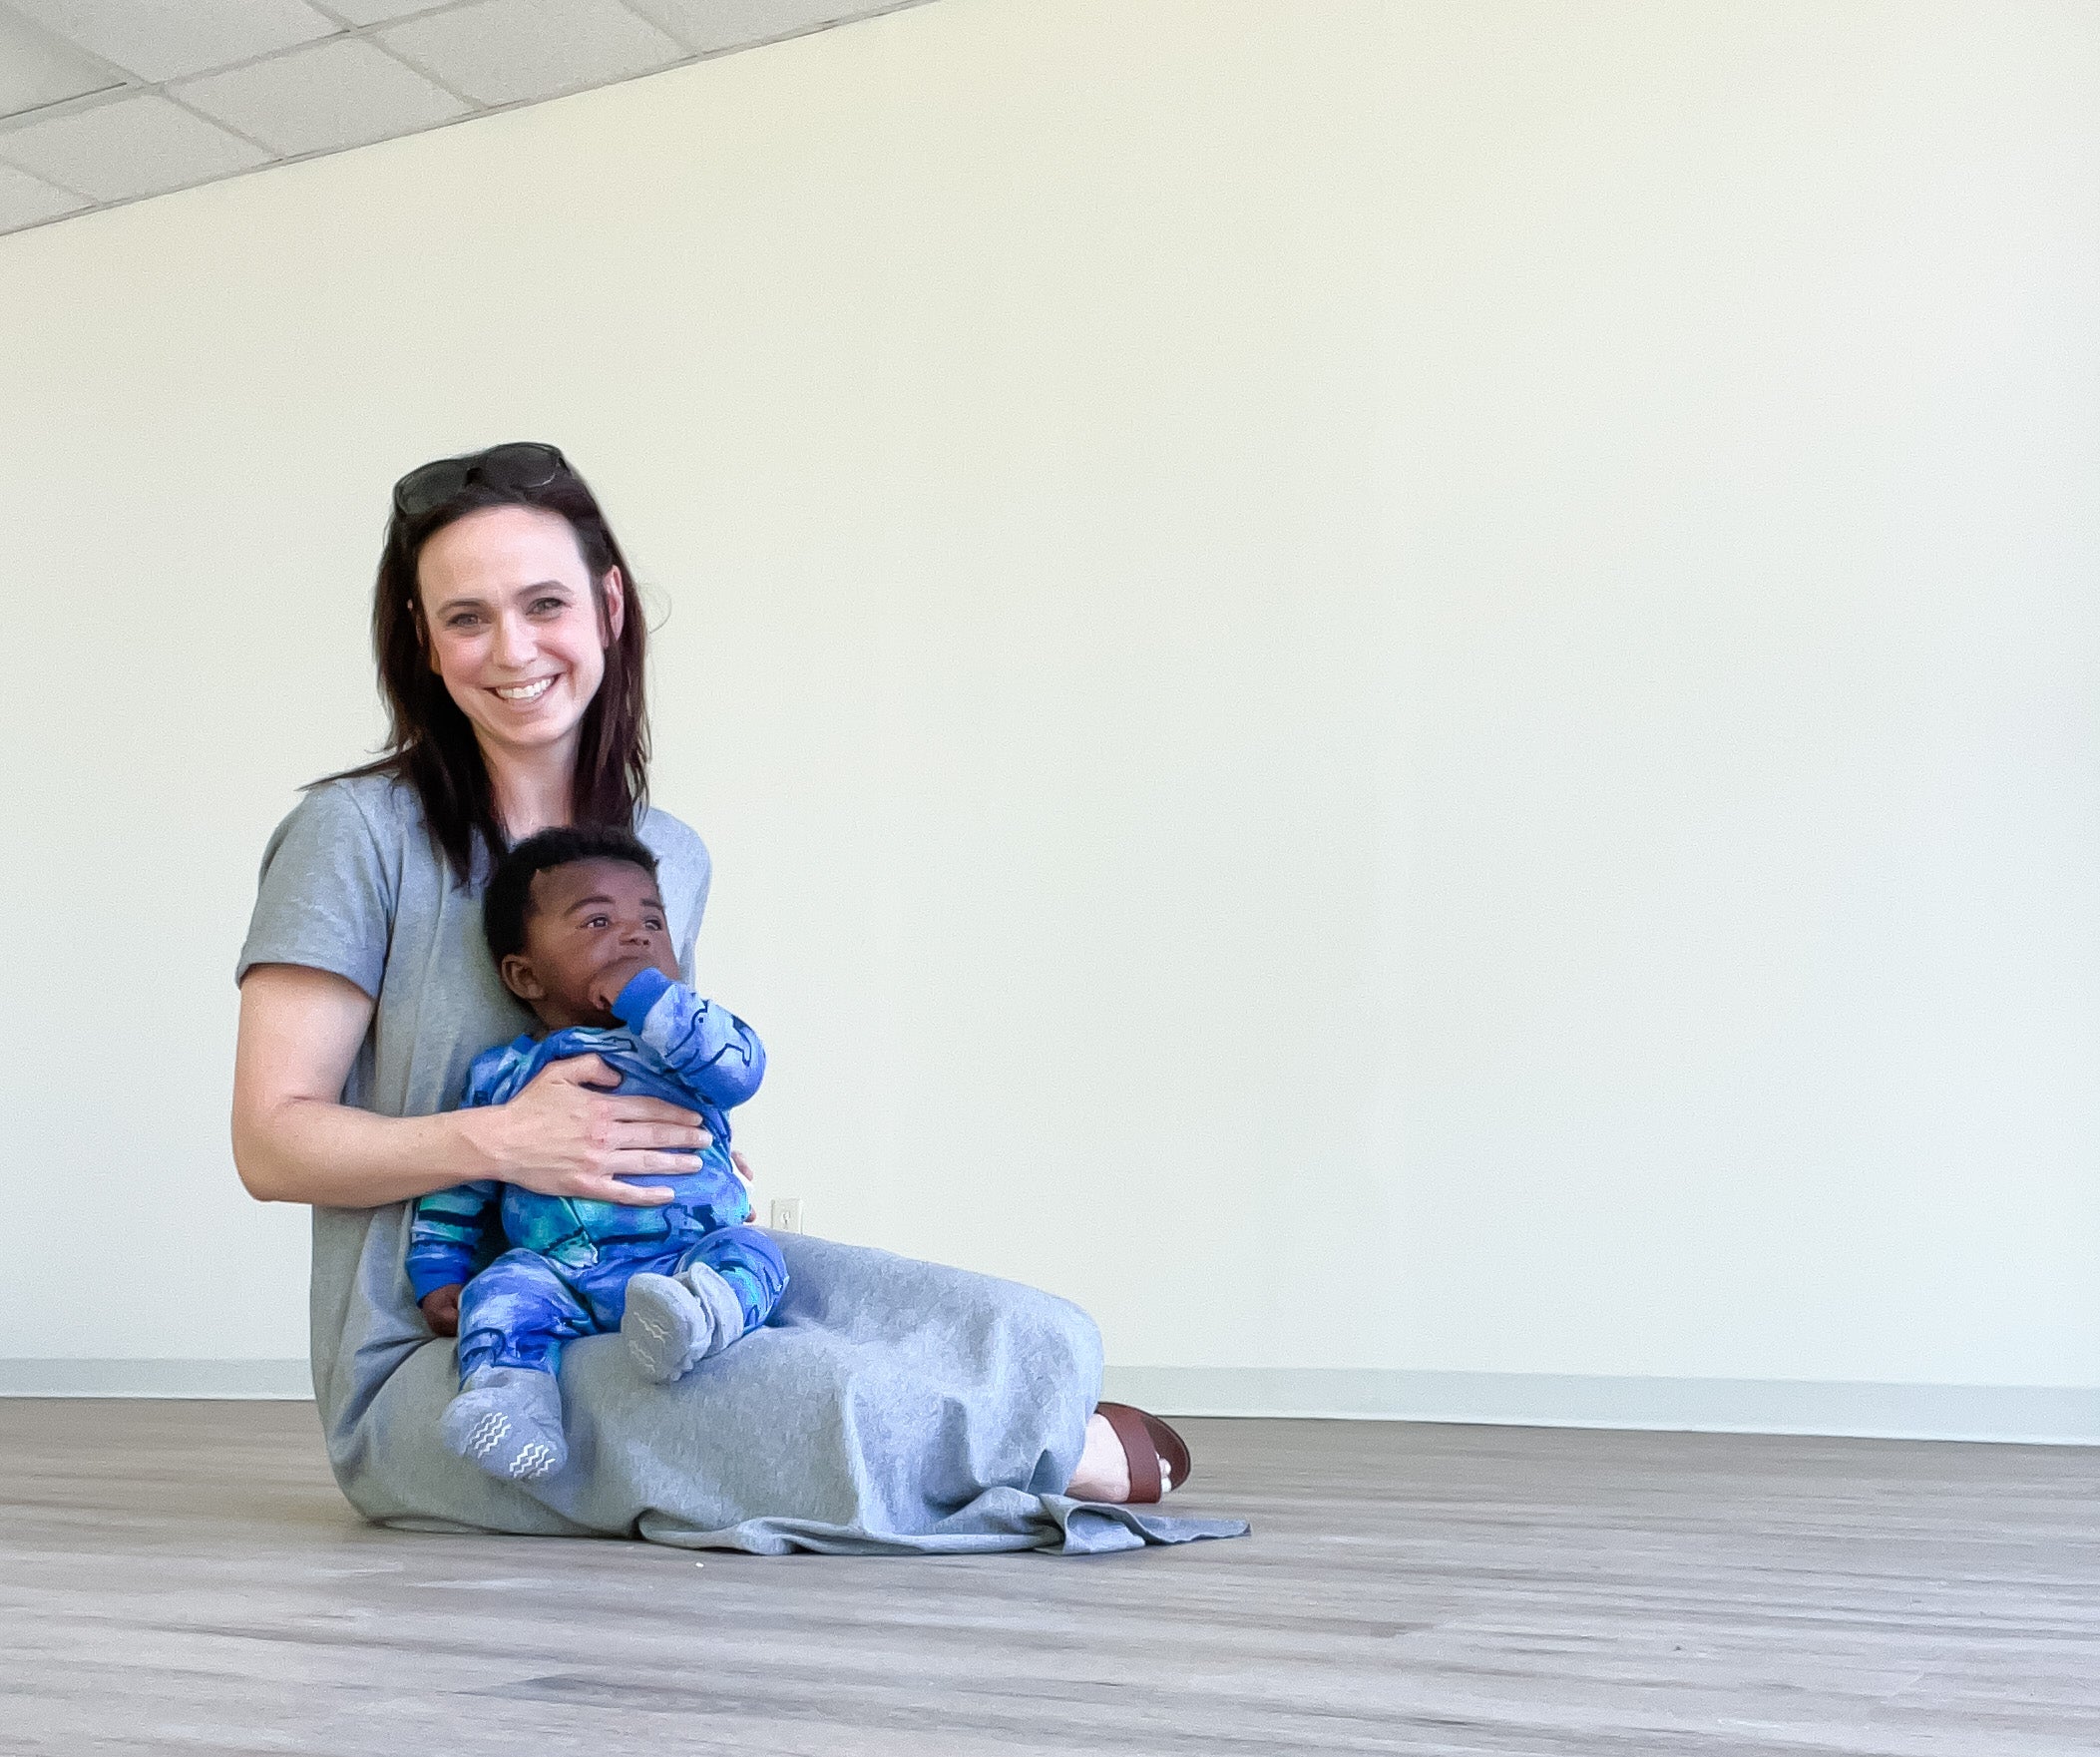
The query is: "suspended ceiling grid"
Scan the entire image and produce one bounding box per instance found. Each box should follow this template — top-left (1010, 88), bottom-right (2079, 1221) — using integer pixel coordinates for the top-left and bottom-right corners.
top-left (0, 0), bottom-right (933, 237)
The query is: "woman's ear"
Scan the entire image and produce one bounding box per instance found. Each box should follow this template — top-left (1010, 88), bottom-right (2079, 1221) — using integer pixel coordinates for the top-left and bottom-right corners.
top-left (600, 567), bottom-right (625, 645)
top-left (500, 953), bottom-right (546, 1003)
top-left (410, 595), bottom-right (440, 673)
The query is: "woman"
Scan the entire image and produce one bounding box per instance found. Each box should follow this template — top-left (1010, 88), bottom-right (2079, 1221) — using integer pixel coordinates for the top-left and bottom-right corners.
top-left (230, 442), bottom-right (1241, 1553)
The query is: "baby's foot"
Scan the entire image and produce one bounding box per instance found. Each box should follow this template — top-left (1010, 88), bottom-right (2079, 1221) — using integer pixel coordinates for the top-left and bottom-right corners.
top-left (440, 1366), bottom-right (568, 1483)
top-left (622, 1267), bottom-right (745, 1384)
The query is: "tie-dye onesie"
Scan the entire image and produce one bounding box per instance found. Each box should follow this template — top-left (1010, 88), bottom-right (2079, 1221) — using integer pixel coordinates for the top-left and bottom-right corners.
top-left (408, 968), bottom-right (786, 1400)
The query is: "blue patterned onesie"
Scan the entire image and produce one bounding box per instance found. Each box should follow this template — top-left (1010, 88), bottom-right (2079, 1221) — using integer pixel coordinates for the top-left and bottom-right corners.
top-left (408, 968), bottom-right (786, 1387)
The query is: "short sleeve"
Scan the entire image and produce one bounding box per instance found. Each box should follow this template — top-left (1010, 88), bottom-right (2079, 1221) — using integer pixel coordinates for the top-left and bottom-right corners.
top-left (639, 808), bottom-right (712, 976)
top-left (235, 780), bottom-right (400, 999)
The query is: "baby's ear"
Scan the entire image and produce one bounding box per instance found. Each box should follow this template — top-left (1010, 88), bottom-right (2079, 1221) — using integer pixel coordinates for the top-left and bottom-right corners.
top-left (499, 953), bottom-right (545, 1002)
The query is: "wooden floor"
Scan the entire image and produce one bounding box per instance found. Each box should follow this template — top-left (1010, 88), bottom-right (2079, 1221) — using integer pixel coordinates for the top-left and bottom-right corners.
top-left (2, 1403), bottom-right (2096, 1755)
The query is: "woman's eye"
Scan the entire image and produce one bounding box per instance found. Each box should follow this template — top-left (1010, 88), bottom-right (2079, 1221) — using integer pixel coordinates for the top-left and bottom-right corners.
top-left (445, 614), bottom-right (479, 630)
top-left (530, 596), bottom-right (567, 615)
top-left (644, 918), bottom-right (663, 931)
top-left (585, 915), bottom-right (610, 929)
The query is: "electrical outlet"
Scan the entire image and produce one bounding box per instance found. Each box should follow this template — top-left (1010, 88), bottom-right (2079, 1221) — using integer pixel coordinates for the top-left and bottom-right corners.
top-left (769, 1197), bottom-right (804, 1234)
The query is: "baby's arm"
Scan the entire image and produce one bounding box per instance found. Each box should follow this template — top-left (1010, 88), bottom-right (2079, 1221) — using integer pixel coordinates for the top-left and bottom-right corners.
top-left (407, 1052), bottom-right (512, 1327)
top-left (407, 1179), bottom-right (499, 1325)
top-left (608, 968), bottom-right (766, 1110)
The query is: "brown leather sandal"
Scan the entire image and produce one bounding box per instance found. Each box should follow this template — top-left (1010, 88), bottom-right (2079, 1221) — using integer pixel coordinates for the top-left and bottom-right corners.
top-left (1094, 1402), bottom-right (1193, 1505)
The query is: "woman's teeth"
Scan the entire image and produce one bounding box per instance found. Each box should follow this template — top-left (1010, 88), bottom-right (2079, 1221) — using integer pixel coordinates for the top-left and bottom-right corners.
top-left (495, 677), bottom-right (556, 702)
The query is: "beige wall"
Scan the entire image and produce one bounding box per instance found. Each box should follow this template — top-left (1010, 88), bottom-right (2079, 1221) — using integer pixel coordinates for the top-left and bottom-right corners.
top-left (3, 0), bottom-right (2095, 1426)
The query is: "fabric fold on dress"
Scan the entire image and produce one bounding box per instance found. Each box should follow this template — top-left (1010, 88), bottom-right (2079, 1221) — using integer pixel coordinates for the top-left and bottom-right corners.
top-left (639, 1498), bottom-right (1253, 1556)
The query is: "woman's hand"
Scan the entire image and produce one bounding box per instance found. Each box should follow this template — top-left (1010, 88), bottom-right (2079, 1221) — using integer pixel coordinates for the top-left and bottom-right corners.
top-left (419, 1284), bottom-right (462, 1336)
top-left (465, 1053), bottom-right (708, 1205)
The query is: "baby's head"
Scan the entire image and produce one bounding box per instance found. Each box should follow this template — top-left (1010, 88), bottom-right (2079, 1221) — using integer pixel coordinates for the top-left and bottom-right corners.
top-left (483, 826), bottom-right (677, 1031)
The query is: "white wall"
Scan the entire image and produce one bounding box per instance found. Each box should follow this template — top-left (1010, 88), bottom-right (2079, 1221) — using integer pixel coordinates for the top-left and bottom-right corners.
top-left (3, 0), bottom-right (2095, 1430)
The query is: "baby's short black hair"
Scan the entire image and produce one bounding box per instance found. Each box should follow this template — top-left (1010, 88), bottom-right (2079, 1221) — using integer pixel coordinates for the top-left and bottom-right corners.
top-left (483, 825), bottom-right (660, 967)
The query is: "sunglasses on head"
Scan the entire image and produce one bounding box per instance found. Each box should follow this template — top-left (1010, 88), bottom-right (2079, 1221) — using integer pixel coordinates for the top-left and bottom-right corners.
top-left (391, 441), bottom-right (571, 519)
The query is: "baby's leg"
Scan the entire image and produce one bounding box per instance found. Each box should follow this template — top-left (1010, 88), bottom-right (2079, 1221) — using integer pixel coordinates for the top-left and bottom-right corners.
top-left (620, 1225), bottom-right (789, 1385)
top-left (682, 1224), bottom-right (790, 1332)
top-left (440, 1250), bottom-right (590, 1483)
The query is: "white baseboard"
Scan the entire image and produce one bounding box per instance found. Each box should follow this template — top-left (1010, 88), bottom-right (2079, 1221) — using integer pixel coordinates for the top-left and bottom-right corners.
top-left (6, 1359), bottom-right (2093, 1443)
top-left (0, 1359), bottom-right (311, 1398)
top-left (1099, 1366), bottom-right (2100, 1446)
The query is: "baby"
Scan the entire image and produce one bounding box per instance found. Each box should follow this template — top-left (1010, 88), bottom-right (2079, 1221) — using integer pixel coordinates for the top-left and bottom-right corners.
top-left (408, 825), bottom-right (785, 1484)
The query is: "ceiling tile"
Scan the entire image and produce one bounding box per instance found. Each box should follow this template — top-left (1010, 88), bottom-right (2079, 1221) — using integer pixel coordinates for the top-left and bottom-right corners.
top-left (0, 8), bottom-right (124, 120)
top-left (321, 0), bottom-right (452, 20)
top-left (5, 0), bottom-right (340, 84)
top-left (0, 160), bottom-right (92, 230)
top-left (622, 0), bottom-right (886, 59)
top-left (0, 93), bottom-right (270, 203)
top-left (177, 38), bottom-right (469, 158)
top-left (378, 0), bottom-right (684, 108)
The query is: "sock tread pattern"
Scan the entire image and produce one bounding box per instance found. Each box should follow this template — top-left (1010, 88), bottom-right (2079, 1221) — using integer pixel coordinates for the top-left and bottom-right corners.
top-left (509, 1442), bottom-right (561, 1480)
top-left (463, 1412), bottom-right (510, 1459)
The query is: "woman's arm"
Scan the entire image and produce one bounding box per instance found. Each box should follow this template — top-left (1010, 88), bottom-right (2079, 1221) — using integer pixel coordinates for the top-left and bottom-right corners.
top-left (232, 963), bottom-right (709, 1208)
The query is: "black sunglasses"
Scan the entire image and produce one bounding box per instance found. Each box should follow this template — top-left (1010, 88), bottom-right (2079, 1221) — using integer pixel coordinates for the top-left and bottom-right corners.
top-left (391, 441), bottom-right (571, 519)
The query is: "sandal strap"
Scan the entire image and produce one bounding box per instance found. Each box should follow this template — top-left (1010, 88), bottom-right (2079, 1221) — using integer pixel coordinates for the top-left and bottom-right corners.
top-left (1095, 1401), bottom-right (1163, 1504)
top-left (1139, 1408), bottom-right (1193, 1495)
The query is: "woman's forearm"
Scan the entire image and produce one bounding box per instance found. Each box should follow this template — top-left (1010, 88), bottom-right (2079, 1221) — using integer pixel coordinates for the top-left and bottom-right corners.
top-left (234, 1094), bottom-right (497, 1208)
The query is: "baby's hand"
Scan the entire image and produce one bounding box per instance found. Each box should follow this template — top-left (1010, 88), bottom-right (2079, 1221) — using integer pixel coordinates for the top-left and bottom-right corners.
top-left (420, 1284), bottom-right (463, 1337)
top-left (589, 958), bottom-right (658, 1018)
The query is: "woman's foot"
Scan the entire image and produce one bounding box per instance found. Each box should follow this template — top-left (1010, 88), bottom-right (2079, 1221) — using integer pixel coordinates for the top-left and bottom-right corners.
top-left (1064, 1410), bottom-right (1176, 1503)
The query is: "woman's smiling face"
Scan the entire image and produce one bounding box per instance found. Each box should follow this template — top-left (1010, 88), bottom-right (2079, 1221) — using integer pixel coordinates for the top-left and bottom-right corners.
top-left (415, 504), bottom-right (625, 763)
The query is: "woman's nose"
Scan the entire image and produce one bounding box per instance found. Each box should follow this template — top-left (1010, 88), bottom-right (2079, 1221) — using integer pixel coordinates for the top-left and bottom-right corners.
top-left (492, 612), bottom-right (535, 666)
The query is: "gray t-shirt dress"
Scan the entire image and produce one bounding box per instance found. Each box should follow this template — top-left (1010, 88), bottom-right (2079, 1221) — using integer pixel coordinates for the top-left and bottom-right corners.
top-left (239, 772), bottom-right (1243, 1553)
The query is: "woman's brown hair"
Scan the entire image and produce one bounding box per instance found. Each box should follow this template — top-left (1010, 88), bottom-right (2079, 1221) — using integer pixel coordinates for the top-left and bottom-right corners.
top-left (322, 450), bottom-right (649, 882)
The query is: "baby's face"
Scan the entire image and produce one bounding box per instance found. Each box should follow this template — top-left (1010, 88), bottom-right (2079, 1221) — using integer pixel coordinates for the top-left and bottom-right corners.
top-left (501, 857), bottom-right (679, 1030)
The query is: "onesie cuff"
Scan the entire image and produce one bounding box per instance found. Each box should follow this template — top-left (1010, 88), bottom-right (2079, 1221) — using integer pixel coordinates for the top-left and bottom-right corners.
top-left (611, 966), bottom-right (674, 1026)
top-left (407, 1259), bottom-right (471, 1302)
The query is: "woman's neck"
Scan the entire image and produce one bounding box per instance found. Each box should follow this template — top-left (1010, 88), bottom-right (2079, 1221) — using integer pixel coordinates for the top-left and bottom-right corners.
top-left (480, 735), bottom-right (577, 841)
